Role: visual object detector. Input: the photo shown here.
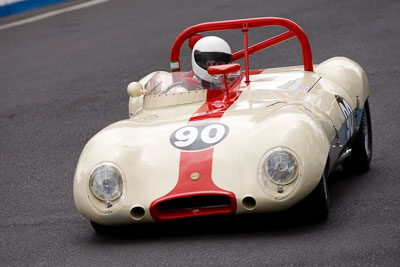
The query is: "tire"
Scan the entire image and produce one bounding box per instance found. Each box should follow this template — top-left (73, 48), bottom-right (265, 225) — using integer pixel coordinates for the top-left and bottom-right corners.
top-left (305, 172), bottom-right (330, 221)
top-left (342, 99), bottom-right (372, 173)
top-left (90, 221), bottom-right (114, 234)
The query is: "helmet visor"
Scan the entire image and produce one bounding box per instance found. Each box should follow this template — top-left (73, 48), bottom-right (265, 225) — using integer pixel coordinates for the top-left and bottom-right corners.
top-left (194, 50), bottom-right (232, 70)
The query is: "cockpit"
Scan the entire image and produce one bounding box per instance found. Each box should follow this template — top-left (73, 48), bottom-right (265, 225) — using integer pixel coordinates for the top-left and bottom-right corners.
top-left (144, 69), bottom-right (242, 96)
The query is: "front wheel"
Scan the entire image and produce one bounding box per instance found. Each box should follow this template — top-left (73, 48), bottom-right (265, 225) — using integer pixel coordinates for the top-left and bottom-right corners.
top-left (342, 99), bottom-right (372, 173)
top-left (90, 221), bottom-right (114, 235)
top-left (305, 172), bottom-right (330, 221)
top-left (294, 171), bottom-right (330, 222)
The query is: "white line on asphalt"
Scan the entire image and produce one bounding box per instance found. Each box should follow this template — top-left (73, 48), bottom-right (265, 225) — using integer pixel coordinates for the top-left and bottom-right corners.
top-left (0, 0), bottom-right (24, 6)
top-left (0, 0), bottom-right (111, 30)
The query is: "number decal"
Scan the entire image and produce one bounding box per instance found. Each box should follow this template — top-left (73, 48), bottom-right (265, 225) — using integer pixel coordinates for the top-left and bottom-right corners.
top-left (170, 122), bottom-right (229, 151)
top-left (174, 127), bottom-right (198, 148)
top-left (201, 124), bottom-right (225, 144)
top-left (336, 95), bottom-right (354, 141)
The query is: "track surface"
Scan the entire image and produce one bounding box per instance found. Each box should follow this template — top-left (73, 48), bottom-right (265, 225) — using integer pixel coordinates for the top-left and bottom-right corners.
top-left (1, 0), bottom-right (399, 266)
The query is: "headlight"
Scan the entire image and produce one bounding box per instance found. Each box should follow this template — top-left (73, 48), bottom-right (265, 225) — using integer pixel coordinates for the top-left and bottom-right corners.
top-left (263, 150), bottom-right (298, 185)
top-left (89, 164), bottom-right (123, 201)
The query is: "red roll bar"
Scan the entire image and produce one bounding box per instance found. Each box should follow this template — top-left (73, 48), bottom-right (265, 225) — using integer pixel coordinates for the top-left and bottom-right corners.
top-left (170, 17), bottom-right (314, 83)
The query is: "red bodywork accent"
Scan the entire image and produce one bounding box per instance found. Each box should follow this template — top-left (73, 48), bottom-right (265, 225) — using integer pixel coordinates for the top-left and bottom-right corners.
top-left (207, 63), bottom-right (241, 75)
top-left (149, 75), bottom-right (249, 221)
top-left (150, 149), bottom-right (237, 221)
top-left (242, 25), bottom-right (250, 84)
top-left (170, 17), bottom-right (314, 78)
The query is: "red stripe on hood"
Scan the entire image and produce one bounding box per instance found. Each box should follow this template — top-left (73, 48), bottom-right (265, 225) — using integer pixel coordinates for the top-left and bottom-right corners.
top-left (150, 72), bottom-right (260, 221)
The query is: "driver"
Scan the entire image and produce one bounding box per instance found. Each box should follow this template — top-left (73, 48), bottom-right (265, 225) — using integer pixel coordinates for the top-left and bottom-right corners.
top-left (192, 36), bottom-right (233, 89)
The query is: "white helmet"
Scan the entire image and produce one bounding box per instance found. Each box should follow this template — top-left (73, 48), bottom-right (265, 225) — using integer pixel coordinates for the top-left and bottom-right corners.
top-left (191, 36), bottom-right (232, 83)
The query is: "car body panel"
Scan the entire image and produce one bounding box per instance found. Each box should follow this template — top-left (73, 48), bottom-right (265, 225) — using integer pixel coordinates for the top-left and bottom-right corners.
top-left (74, 56), bottom-right (369, 225)
top-left (74, 16), bottom-right (370, 225)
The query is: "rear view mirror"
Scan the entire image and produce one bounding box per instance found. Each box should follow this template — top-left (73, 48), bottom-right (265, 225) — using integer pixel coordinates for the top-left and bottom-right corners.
top-left (207, 63), bottom-right (241, 75)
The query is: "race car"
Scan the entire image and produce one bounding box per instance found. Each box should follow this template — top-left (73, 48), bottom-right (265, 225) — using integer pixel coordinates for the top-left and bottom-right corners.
top-left (73, 17), bottom-right (372, 232)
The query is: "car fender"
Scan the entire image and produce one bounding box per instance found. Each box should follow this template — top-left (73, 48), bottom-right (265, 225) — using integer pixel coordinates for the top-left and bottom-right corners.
top-left (212, 104), bottom-right (331, 213)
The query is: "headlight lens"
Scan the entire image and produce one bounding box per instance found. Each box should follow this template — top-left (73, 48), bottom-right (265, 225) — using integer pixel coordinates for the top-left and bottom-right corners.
top-left (264, 151), bottom-right (298, 185)
top-left (89, 165), bottom-right (123, 201)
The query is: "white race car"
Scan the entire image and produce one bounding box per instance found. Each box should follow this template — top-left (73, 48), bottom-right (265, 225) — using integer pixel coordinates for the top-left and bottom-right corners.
top-left (73, 17), bottom-right (372, 232)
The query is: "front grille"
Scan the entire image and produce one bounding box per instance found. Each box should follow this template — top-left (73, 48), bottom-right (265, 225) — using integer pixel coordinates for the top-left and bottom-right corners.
top-left (150, 193), bottom-right (237, 221)
top-left (157, 195), bottom-right (231, 212)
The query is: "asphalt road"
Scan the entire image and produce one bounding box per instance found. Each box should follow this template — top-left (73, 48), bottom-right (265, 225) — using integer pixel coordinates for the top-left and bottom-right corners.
top-left (1, 0), bottom-right (399, 266)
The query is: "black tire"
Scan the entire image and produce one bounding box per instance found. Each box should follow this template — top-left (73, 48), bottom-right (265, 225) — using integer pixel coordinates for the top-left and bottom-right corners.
top-left (304, 172), bottom-right (330, 221)
top-left (342, 99), bottom-right (372, 173)
top-left (292, 159), bottom-right (330, 222)
top-left (90, 221), bottom-right (114, 234)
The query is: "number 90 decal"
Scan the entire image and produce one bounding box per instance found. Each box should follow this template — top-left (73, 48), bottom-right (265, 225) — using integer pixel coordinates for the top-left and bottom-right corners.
top-left (170, 122), bottom-right (229, 151)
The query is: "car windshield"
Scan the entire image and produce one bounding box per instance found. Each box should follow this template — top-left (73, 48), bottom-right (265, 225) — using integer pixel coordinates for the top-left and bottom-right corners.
top-left (144, 71), bottom-right (241, 96)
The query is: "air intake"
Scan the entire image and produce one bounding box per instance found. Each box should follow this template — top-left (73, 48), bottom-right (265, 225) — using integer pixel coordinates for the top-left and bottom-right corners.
top-left (150, 193), bottom-right (236, 221)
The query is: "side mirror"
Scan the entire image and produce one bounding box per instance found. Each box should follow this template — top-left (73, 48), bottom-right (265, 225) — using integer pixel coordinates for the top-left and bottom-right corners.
top-left (127, 82), bottom-right (145, 98)
top-left (207, 63), bottom-right (241, 75)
